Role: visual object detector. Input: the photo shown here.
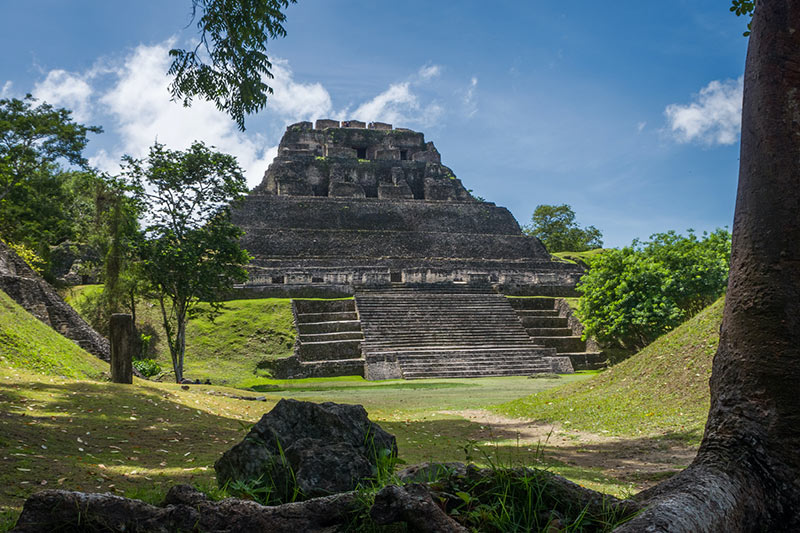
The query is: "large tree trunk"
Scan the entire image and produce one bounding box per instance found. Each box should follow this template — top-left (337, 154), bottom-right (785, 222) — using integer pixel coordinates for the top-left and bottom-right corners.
top-left (615, 1), bottom-right (800, 530)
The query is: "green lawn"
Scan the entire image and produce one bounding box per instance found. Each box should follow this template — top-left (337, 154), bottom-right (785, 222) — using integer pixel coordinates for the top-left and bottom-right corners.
top-left (495, 297), bottom-right (723, 443)
top-left (0, 287), bottom-right (726, 530)
top-left (65, 286), bottom-right (297, 387)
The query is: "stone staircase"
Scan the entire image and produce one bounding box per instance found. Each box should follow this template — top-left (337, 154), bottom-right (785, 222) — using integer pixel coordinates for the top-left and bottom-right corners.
top-left (508, 297), bottom-right (606, 370)
top-left (291, 299), bottom-right (365, 377)
top-left (355, 285), bottom-right (558, 379)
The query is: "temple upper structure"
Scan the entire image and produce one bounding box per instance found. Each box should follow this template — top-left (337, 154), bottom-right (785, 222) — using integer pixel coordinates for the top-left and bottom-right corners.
top-left (254, 119), bottom-right (470, 202)
top-left (232, 119), bottom-right (582, 296)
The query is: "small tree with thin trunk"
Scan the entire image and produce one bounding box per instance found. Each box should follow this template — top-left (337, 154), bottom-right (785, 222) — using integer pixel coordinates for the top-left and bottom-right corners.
top-left (123, 141), bottom-right (250, 383)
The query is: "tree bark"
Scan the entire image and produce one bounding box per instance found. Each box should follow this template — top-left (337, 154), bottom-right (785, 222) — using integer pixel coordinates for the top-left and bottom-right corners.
top-left (615, 1), bottom-right (800, 530)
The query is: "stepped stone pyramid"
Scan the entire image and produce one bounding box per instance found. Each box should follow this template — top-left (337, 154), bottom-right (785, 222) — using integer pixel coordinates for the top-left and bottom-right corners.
top-left (232, 119), bottom-right (582, 294)
top-left (233, 119), bottom-right (593, 379)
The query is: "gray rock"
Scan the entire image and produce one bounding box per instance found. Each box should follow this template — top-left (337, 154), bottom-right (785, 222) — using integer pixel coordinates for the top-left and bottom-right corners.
top-left (214, 399), bottom-right (397, 500)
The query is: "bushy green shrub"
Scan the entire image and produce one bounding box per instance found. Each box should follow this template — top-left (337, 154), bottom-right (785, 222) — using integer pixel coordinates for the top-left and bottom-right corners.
top-left (133, 358), bottom-right (161, 378)
top-left (576, 228), bottom-right (731, 350)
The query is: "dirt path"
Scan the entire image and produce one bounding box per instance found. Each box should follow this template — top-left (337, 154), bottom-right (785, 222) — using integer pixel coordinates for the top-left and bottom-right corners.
top-left (443, 409), bottom-right (698, 491)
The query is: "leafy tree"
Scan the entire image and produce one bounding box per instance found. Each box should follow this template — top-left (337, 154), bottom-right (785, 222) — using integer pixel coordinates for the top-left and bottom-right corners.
top-left (576, 229), bottom-right (731, 350)
top-left (730, 0), bottom-right (756, 35)
top-left (0, 96), bottom-right (103, 273)
top-left (0, 95), bottom-right (101, 203)
top-left (123, 141), bottom-right (251, 383)
top-left (168, 0), bottom-right (297, 130)
top-left (523, 204), bottom-right (603, 253)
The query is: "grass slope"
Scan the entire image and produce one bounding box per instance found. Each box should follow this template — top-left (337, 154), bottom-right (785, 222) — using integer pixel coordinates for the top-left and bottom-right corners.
top-left (496, 297), bottom-right (724, 442)
top-left (0, 290), bottom-right (106, 379)
top-left (65, 286), bottom-right (296, 386)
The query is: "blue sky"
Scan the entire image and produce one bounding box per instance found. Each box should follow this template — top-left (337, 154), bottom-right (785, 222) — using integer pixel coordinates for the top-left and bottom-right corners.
top-left (0, 1), bottom-right (748, 247)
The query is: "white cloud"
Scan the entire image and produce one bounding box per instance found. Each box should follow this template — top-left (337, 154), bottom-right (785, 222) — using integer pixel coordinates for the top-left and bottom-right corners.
top-left (31, 40), bottom-right (453, 186)
top-left (637, 121), bottom-right (647, 133)
top-left (0, 81), bottom-right (12, 98)
top-left (88, 41), bottom-right (277, 188)
top-left (664, 77), bottom-right (743, 146)
top-left (33, 69), bottom-right (95, 122)
top-left (463, 77), bottom-right (478, 118)
top-left (418, 64), bottom-right (441, 80)
top-left (349, 75), bottom-right (445, 128)
top-left (266, 59), bottom-right (333, 120)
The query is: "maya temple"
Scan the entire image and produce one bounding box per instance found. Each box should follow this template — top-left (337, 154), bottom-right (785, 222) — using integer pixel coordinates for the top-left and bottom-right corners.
top-left (231, 120), bottom-right (604, 380)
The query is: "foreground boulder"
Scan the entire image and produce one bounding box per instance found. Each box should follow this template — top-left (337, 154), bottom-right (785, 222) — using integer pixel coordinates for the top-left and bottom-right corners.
top-left (214, 399), bottom-right (397, 499)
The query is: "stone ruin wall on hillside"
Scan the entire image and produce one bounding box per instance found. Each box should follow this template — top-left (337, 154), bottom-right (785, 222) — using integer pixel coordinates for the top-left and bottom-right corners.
top-left (232, 120), bottom-right (584, 296)
top-left (0, 240), bottom-right (110, 360)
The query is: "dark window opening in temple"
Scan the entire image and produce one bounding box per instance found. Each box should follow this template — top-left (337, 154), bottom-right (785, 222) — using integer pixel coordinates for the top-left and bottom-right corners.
top-left (312, 276), bottom-right (324, 283)
top-left (356, 147), bottom-right (367, 159)
top-left (390, 271), bottom-right (402, 283)
top-left (400, 150), bottom-right (408, 161)
top-left (272, 275), bottom-right (285, 284)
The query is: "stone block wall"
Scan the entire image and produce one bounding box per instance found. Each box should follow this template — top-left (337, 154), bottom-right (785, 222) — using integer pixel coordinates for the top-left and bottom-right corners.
top-left (231, 196), bottom-right (524, 235)
top-left (0, 241), bottom-right (110, 360)
top-left (258, 122), bottom-right (458, 201)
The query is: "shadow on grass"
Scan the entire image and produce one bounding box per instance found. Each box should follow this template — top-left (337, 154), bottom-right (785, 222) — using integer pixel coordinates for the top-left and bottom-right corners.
top-left (380, 417), bottom-right (699, 495)
top-left (0, 379), bottom-right (263, 516)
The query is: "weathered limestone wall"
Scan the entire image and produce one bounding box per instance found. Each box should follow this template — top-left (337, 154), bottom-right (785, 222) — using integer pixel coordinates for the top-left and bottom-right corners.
top-left (232, 196), bottom-right (522, 235)
top-left (0, 241), bottom-right (110, 360)
top-left (254, 121), bottom-right (467, 202)
top-left (241, 228), bottom-right (547, 260)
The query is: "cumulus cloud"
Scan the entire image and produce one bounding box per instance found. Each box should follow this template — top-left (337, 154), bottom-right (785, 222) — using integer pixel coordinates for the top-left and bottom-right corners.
top-left (266, 59), bottom-right (333, 119)
top-left (664, 77), bottom-right (743, 146)
top-left (349, 81), bottom-right (444, 128)
top-left (33, 69), bottom-right (95, 122)
top-left (94, 41), bottom-right (276, 188)
top-left (1, 81), bottom-right (12, 98)
top-left (29, 38), bottom-right (453, 186)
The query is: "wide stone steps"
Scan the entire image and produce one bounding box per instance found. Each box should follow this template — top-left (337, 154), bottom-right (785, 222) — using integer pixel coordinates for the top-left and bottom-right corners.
top-left (366, 345), bottom-right (551, 356)
top-left (356, 287), bottom-right (556, 378)
top-left (295, 311), bottom-right (359, 321)
top-left (301, 331), bottom-right (364, 342)
top-left (507, 296), bottom-right (605, 371)
top-left (292, 359), bottom-right (366, 378)
top-left (295, 339), bottom-right (363, 361)
top-left (396, 352), bottom-right (552, 380)
top-left (522, 316), bottom-right (569, 328)
top-left (508, 298), bottom-right (558, 310)
top-left (525, 328), bottom-right (572, 337)
top-left (294, 299), bottom-right (354, 313)
top-left (297, 320), bottom-right (362, 335)
top-left (292, 299), bottom-right (366, 374)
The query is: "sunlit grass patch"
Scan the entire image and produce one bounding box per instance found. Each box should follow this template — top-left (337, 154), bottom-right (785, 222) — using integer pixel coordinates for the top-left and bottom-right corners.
top-left (495, 298), bottom-right (723, 442)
